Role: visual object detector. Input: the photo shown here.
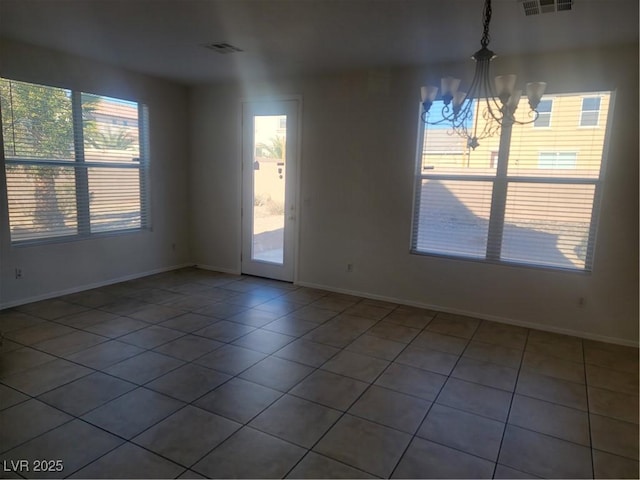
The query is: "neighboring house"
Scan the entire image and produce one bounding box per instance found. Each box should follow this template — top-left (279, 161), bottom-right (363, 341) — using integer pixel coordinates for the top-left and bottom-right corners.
top-left (422, 93), bottom-right (610, 173)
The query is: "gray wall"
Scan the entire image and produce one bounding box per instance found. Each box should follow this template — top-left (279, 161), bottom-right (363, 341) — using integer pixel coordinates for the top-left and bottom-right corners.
top-left (189, 45), bottom-right (639, 345)
top-left (0, 39), bottom-right (191, 307)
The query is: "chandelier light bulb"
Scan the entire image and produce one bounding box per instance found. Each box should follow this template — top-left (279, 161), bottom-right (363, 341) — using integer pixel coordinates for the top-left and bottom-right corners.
top-left (440, 77), bottom-right (461, 102)
top-left (495, 74), bottom-right (518, 103)
top-left (421, 85), bottom-right (439, 103)
top-left (526, 82), bottom-right (547, 109)
top-left (452, 91), bottom-right (467, 112)
top-left (506, 89), bottom-right (522, 112)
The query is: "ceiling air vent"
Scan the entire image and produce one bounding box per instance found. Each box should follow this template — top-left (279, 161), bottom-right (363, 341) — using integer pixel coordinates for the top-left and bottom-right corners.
top-left (521, 0), bottom-right (573, 16)
top-left (203, 42), bottom-right (243, 54)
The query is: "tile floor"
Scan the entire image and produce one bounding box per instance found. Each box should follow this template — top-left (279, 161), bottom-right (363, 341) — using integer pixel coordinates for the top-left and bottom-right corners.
top-left (0, 268), bottom-right (638, 479)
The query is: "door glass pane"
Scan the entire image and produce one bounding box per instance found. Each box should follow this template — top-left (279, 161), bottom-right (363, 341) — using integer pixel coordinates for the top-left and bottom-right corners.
top-left (252, 115), bottom-right (286, 264)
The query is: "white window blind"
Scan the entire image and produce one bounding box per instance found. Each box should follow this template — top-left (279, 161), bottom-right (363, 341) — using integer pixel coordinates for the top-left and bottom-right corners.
top-left (1, 78), bottom-right (149, 244)
top-left (412, 91), bottom-right (612, 271)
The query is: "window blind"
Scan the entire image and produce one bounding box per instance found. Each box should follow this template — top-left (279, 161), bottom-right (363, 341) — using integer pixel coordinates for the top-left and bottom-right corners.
top-left (412, 91), bottom-right (612, 271)
top-left (1, 78), bottom-right (149, 244)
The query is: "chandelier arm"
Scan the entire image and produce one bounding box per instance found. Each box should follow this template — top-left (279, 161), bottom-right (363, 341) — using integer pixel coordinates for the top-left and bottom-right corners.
top-left (512, 109), bottom-right (540, 125)
top-left (471, 95), bottom-right (482, 142)
top-left (456, 100), bottom-right (475, 124)
top-left (484, 62), bottom-right (502, 112)
top-left (452, 72), bottom-right (481, 139)
top-left (483, 109), bottom-right (501, 138)
top-left (427, 116), bottom-right (457, 126)
top-left (423, 104), bottom-right (457, 125)
top-left (439, 103), bottom-right (457, 122)
top-left (479, 66), bottom-right (503, 139)
top-left (464, 61), bottom-right (485, 106)
top-left (482, 63), bottom-right (504, 124)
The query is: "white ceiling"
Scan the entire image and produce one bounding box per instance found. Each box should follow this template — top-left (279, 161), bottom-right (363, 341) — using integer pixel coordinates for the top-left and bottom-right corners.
top-left (0, 0), bottom-right (638, 85)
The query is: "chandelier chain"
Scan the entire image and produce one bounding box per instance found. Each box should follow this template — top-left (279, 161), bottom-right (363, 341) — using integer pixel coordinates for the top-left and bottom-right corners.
top-left (480, 0), bottom-right (492, 48)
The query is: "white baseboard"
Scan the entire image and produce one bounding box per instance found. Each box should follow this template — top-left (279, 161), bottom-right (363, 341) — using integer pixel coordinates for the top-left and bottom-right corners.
top-left (296, 280), bottom-right (639, 348)
top-left (3, 265), bottom-right (635, 348)
top-left (196, 264), bottom-right (242, 276)
top-left (0, 263), bottom-right (194, 310)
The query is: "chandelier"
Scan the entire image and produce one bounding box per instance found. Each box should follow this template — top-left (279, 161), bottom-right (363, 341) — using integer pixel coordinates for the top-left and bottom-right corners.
top-left (420, 0), bottom-right (546, 149)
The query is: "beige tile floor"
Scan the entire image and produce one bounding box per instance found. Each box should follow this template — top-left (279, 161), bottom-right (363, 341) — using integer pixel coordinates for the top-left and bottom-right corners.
top-left (0, 268), bottom-right (638, 479)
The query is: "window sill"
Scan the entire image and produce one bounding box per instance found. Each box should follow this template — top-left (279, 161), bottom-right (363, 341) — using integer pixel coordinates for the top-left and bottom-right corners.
top-left (409, 249), bottom-right (592, 275)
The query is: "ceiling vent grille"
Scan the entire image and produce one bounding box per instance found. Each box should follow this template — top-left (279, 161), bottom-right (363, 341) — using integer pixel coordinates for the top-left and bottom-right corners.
top-left (203, 42), bottom-right (243, 54)
top-left (521, 0), bottom-right (573, 16)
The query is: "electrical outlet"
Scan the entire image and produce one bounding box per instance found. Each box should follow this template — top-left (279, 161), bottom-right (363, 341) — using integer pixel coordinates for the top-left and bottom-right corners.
top-left (15, 268), bottom-right (22, 279)
top-left (346, 263), bottom-right (354, 272)
top-left (578, 296), bottom-right (586, 307)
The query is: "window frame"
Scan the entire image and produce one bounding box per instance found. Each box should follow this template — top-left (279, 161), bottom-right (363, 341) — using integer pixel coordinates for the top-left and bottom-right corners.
top-left (410, 91), bottom-right (613, 273)
top-left (1, 78), bottom-right (150, 246)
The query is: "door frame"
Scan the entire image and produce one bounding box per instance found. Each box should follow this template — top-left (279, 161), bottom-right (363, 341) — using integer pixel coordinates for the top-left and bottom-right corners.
top-left (238, 95), bottom-right (302, 283)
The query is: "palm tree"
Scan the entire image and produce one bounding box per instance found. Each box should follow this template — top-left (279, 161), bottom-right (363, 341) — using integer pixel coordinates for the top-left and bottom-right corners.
top-left (257, 135), bottom-right (286, 161)
top-left (88, 126), bottom-right (135, 150)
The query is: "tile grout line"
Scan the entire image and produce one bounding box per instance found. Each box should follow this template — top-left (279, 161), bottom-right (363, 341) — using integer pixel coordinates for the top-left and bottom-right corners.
top-left (583, 337), bottom-right (596, 479)
top-left (5, 301), bottom-right (480, 476)
top-left (490, 326), bottom-right (531, 479)
top-left (58, 282), bottom-right (295, 475)
top-left (3, 269), bottom-right (637, 478)
top-left (281, 304), bottom-right (406, 479)
top-left (0, 275), bottom-right (301, 477)
top-left (278, 303), bottom-right (441, 478)
top-left (181, 297), bottom-right (362, 476)
top-left (180, 321), bottom-right (338, 474)
top-left (388, 311), bottom-right (481, 479)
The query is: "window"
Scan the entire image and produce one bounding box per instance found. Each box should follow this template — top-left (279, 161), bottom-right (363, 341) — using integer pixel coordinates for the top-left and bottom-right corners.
top-left (538, 152), bottom-right (577, 169)
top-left (1, 78), bottom-right (149, 244)
top-left (580, 96), bottom-right (601, 127)
top-left (412, 92), bottom-right (612, 271)
top-left (533, 99), bottom-right (553, 127)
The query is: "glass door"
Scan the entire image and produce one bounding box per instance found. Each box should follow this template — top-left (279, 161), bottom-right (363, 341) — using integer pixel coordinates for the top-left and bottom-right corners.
top-left (241, 100), bottom-right (298, 281)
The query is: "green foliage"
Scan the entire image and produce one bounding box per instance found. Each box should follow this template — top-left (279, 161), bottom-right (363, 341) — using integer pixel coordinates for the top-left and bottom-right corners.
top-left (257, 135), bottom-right (286, 160)
top-left (0, 79), bottom-right (74, 159)
top-left (1, 79), bottom-right (80, 233)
